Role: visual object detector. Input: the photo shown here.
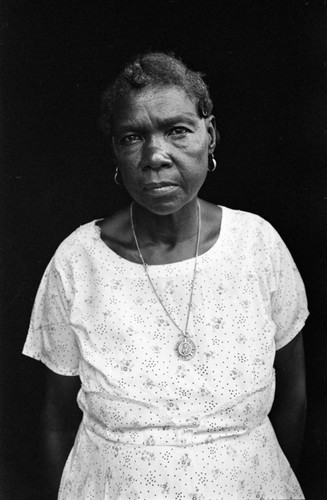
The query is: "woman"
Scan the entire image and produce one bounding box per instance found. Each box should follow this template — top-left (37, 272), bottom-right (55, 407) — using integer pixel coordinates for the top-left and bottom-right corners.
top-left (23, 52), bottom-right (309, 499)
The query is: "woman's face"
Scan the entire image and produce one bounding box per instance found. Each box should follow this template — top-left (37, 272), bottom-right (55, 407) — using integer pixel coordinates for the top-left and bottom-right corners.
top-left (111, 86), bottom-right (216, 215)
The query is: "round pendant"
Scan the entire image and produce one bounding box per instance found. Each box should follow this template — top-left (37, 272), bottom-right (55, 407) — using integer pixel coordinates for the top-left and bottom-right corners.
top-left (176, 338), bottom-right (196, 361)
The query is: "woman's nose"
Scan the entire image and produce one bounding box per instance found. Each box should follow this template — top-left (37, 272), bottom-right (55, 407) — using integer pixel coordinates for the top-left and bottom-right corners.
top-left (141, 141), bottom-right (172, 170)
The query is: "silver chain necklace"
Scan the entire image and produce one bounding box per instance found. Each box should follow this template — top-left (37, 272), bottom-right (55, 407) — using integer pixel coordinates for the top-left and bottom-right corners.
top-left (130, 201), bottom-right (201, 361)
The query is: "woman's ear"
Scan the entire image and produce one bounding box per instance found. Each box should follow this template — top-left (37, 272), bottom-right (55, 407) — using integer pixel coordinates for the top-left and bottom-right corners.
top-left (207, 115), bottom-right (219, 153)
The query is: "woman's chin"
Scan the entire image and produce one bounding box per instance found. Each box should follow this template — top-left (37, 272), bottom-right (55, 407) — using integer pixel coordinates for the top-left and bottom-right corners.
top-left (134, 195), bottom-right (199, 217)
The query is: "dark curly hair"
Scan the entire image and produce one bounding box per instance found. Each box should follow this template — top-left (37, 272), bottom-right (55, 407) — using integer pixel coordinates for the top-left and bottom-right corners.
top-left (100, 52), bottom-right (214, 137)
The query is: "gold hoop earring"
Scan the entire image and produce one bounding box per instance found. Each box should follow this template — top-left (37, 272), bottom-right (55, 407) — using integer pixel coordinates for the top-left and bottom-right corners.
top-left (114, 166), bottom-right (121, 185)
top-left (208, 153), bottom-right (217, 172)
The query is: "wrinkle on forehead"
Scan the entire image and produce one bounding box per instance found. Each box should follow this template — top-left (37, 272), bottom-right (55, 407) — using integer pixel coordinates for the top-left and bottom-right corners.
top-left (112, 87), bottom-right (200, 132)
top-left (126, 87), bottom-right (196, 110)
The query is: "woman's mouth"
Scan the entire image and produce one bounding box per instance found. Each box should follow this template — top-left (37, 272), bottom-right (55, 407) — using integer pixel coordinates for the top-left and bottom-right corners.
top-left (144, 182), bottom-right (178, 193)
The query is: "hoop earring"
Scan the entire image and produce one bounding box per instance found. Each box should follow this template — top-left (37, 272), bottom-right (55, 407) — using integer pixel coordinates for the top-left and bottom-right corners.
top-left (208, 153), bottom-right (217, 172)
top-left (114, 166), bottom-right (122, 185)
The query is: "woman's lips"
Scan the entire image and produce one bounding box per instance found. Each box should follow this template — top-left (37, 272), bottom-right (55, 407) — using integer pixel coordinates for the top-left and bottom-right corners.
top-left (143, 182), bottom-right (178, 193)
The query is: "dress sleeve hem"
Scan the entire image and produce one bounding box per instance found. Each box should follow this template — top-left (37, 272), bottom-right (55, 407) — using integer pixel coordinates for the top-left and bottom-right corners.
top-left (22, 348), bottom-right (80, 376)
top-left (275, 314), bottom-right (309, 351)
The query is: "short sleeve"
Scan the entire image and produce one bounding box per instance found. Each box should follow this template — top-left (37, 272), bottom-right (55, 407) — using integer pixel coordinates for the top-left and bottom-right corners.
top-left (22, 255), bottom-right (80, 375)
top-left (270, 229), bottom-right (309, 350)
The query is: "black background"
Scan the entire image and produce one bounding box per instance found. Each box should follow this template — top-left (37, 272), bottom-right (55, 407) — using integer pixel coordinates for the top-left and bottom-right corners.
top-left (1, 1), bottom-right (327, 498)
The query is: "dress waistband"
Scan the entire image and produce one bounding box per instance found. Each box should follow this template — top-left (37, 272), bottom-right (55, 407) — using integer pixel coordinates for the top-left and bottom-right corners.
top-left (79, 377), bottom-right (275, 447)
top-left (82, 415), bottom-right (268, 447)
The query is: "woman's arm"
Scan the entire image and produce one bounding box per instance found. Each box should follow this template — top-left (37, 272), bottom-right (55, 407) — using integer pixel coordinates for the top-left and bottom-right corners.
top-left (269, 330), bottom-right (307, 471)
top-left (41, 370), bottom-right (82, 499)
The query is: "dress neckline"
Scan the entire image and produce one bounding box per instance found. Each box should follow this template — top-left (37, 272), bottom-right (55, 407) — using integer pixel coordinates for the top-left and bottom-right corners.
top-left (93, 205), bottom-right (227, 269)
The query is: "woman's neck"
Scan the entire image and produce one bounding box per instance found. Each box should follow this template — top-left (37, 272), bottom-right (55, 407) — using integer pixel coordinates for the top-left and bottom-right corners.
top-left (131, 198), bottom-right (200, 247)
top-left (99, 198), bottom-right (221, 265)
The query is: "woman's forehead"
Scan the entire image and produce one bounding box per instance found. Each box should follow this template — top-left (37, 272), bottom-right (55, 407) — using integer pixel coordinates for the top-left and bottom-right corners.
top-left (113, 86), bottom-right (198, 126)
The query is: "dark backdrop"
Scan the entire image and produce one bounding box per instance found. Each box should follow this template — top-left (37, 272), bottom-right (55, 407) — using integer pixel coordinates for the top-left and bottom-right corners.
top-left (1, 1), bottom-right (327, 498)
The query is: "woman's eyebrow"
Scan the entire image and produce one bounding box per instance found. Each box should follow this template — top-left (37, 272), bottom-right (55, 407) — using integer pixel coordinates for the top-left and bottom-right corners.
top-left (158, 113), bottom-right (198, 126)
top-left (114, 113), bottom-right (198, 133)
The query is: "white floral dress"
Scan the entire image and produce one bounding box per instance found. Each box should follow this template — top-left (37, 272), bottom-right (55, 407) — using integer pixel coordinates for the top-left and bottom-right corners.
top-left (23, 206), bottom-right (309, 499)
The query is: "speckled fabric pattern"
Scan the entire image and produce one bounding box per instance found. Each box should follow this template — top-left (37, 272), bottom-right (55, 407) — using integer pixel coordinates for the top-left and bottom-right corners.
top-left (23, 206), bottom-right (309, 499)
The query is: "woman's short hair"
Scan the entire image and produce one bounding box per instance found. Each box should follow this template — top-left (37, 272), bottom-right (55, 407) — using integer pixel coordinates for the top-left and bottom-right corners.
top-left (100, 52), bottom-right (213, 137)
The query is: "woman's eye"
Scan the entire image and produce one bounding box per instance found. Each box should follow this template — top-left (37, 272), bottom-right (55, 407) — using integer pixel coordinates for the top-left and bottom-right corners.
top-left (169, 127), bottom-right (191, 136)
top-left (120, 134), bottom-right (141, 145)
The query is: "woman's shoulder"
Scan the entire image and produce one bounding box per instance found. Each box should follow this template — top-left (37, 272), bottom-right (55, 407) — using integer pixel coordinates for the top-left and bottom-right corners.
top-left (60, 219), bottom-right (99, 245)
top-left (54, 207), bottom-right (134, 263)
top-left (51, 218), bottom-right (103, 264)
top-left (220, 205), bottom-right (282, 249)
top-left (222, 205), bottom-right (275, 231)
